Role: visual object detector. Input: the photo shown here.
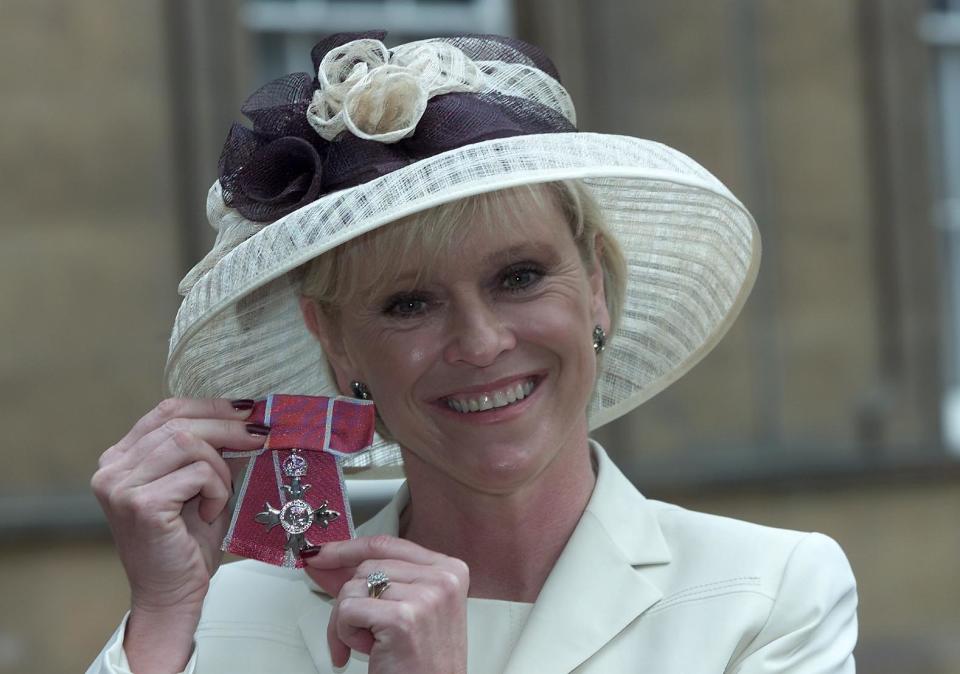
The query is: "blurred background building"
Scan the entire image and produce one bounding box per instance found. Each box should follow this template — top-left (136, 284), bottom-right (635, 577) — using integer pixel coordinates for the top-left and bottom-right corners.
top-left (1, 0), bottom-right (958, 671)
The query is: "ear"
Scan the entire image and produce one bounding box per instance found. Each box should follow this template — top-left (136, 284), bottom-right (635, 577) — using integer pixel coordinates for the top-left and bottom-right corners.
top-left (298, 296), bottom-right (356, 396)
top-left (588, 234), bottom-right (611, 333)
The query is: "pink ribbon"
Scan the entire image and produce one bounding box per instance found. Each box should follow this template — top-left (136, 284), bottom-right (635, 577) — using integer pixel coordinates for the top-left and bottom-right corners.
top-left (220, 394), bottom-right (376, 568)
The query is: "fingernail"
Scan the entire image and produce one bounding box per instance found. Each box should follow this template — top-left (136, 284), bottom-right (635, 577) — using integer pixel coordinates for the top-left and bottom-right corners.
top-left (246, 423), bottom-right (271, 436)
top-left (299, 545), bottom-right (322, 558)
top-left (231, 399), bottom-right (256, 411)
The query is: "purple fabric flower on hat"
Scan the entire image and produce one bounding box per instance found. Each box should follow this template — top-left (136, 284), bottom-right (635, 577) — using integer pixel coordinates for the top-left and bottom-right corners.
top-left (218, 72), bottom-right (326, 222)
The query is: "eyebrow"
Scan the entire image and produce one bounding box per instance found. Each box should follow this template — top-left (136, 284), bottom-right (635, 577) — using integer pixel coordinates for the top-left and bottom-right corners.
top-left (387, 240), bottom-right (562, 287)
top-left (480, 241), bottom-right (561, 268)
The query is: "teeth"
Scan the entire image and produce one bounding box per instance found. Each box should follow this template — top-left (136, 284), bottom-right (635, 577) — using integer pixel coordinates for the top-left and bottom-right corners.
top-left (446, 379), bottom-right (537, 414)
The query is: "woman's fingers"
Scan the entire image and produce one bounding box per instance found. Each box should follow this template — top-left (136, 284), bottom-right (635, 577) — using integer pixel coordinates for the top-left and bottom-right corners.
top-left (327, 599), bottom-right (362, 667)
top-left (122, 421), bottom-right (263, 491)
top-left (352, 559), bottom-right (440, 585)
top-left (164, 462), bottom-right (232, 524)
top-left (332, 598), bottom-right (381, 658)
top-left (119, 417), bottom-right (266, 471)
top-left (302, 536), bottom-right (454, 598)
top-left (130, 432), bottom-right (230, 490)
top-left (304, 534), bottom-right (454, 570)
top-left (304, 558), bottom-right (440, 598)
top-left (303, 535), bottom-right (470, 606)
top-left (327, 583), bottom-right (418, 664)
top-left (101, 398), bottom-right (256, 465)
top-left (93, 408), bottom-right (268, 532)
top-left (318, 546), bottom-right (471, 670)
top-left (124, 460), bottom-right (233, 526)
top-left (303, 566), bottom-right (356, 599)
top-left (339, 575), bottom-right (425, 603)
top-left (92, 433), bottom-right (247, 535)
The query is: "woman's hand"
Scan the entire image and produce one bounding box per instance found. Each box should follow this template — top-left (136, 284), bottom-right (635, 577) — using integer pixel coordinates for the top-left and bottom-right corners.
top-left (303, 535), bottom-right (470, 674)
top-left (90, 397), bottom-right (267, 672)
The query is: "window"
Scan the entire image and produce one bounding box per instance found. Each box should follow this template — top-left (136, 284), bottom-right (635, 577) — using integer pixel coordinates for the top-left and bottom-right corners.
top-left (243, 0), bottom-right (514, 85)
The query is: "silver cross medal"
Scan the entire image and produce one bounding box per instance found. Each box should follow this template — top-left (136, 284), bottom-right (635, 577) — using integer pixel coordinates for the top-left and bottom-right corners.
top-left (255, 449), bottom-right (340, 555)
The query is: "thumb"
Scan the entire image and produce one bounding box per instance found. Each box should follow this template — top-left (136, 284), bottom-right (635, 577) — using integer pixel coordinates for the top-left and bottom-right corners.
top-left (304, 565), bottom-right (355, 597)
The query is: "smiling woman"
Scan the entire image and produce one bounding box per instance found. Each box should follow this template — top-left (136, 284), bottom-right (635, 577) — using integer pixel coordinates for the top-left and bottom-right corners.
top-left (300, 183), bottom-right (613, 498)
top-left (87, 31), bottom-right (857, 674)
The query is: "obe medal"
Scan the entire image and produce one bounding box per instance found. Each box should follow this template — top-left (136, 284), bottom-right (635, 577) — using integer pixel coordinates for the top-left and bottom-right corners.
top-left (255, 449), bottom-right (340, 555)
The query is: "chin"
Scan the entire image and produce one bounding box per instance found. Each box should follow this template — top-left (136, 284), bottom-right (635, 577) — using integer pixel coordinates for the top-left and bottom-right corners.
top-left (400, 420), bottom-right (585, 493)
top-left (451, 444), bottom-right (555, 493)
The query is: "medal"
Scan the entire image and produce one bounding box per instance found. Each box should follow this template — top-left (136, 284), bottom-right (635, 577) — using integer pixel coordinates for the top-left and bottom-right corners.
top-left (219, 394), bottom-right (376, 567)
top-left (254, 449), bottom-right (342, 554)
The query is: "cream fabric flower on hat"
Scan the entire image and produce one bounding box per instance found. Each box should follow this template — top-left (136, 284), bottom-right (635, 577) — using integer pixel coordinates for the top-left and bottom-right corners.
top-left (307, 38), bottom-right (481, 143)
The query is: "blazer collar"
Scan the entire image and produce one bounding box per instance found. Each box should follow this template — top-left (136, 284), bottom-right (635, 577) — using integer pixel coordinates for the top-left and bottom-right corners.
top-left (298, 442), bottom-right (671, 673)
top-left (502, 441), bottom-right (670, 673)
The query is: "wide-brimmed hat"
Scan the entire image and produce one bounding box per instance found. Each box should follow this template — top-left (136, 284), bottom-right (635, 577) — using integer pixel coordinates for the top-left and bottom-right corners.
top-left (166, 31), bottom-right (760, 472)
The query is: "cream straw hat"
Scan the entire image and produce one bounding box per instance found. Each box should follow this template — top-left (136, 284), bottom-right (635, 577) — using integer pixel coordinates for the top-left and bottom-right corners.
top-left (166, 31), bottom-right (760, 472)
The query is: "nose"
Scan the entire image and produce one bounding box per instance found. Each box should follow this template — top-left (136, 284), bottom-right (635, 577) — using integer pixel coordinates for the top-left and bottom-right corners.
top-left (442, 295), bottom-right (516, 367)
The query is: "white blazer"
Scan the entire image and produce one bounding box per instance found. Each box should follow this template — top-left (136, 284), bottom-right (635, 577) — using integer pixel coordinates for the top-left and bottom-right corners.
top-left (88, 442), bottom-right (858, 673)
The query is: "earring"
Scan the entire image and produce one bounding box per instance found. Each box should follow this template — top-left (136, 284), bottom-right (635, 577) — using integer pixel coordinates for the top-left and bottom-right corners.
top-left (592, 325), bottom-right (606, 354)
top-left (350, 380), bottom-right (372, 400)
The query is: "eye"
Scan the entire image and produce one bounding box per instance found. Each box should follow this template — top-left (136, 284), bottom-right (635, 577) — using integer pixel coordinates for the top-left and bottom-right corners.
top-left (382, 293), bottom-right (431, 318)
top-left (501, 265), bottom-right (543, 293)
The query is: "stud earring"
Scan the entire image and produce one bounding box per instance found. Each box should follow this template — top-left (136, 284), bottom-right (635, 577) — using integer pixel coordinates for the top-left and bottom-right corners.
top-left (592, 325), bottom-right (606, 354)
top-left (350, 380), bottom-right (372, 400)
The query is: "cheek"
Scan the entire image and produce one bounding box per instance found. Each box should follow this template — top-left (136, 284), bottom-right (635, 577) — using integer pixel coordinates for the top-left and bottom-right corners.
top-left (512, 294), bottom-right (592, 343)
top-left (363, 331), bottom-right (437, 392)
top-left (390, 335), bottom-right (434, 370)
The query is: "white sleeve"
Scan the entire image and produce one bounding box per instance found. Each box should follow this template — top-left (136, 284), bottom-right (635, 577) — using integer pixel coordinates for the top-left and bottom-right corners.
top-left (729, 532), bottom-right (859, 673)
top-left (85, 612), bottom-right (198, 674)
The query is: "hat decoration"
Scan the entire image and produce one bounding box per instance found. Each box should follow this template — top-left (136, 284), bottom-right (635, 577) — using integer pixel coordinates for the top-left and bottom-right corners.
top-left (218, 30), bottom-right (576, 224)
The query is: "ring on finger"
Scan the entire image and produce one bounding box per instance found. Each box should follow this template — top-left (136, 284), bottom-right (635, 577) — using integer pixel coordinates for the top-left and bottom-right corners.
top-left (366, 570), bottom-right (390, 599)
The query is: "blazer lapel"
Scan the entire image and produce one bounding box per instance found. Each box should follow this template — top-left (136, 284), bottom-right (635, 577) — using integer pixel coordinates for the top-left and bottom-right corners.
top-left (503, 443), bottom-right (671, 674)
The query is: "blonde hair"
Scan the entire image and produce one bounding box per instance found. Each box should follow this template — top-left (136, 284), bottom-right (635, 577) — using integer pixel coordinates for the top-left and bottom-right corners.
top-left (302, 180), bottom-right (627, 335)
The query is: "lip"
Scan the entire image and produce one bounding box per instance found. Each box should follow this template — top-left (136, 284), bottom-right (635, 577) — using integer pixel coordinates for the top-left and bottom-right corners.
top-left (433, 372), bottom-right (545, 401)
top-left (431, 372), bottom-right (545, 424)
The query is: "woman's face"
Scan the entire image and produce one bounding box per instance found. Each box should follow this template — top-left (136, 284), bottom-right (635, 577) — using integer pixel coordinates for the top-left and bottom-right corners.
top-left (311, 192), bottom-right (609, 494)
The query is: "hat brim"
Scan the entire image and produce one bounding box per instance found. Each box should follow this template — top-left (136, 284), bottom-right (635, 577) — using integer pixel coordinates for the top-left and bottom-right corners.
top-left (166, 132), bottom-right (759, 471)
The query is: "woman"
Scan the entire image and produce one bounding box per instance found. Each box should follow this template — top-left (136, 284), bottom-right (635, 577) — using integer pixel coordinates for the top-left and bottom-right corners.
top-left (88, 33), bottom-right (857, 673)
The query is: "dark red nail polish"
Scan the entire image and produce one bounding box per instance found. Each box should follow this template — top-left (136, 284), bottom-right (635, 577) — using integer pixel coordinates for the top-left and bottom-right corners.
top-left (246, 423), bottom-right (271, 436)
top-left (231, 399), bottom-right (256, 411)
top-left (299, 545), bottom-right (322, 558)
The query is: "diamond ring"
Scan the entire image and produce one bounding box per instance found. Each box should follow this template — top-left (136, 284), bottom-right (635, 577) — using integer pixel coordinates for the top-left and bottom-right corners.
top-left (366, 570), bottom-right (390, 599)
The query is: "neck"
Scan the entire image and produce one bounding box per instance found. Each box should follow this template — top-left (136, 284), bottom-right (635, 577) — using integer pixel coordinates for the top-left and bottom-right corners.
top-left (399, 437), bottom-right (596, 603)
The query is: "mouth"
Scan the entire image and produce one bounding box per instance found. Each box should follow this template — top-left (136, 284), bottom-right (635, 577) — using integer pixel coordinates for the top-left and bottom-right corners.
top-left (441, 377), bottom-right (539, 414)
